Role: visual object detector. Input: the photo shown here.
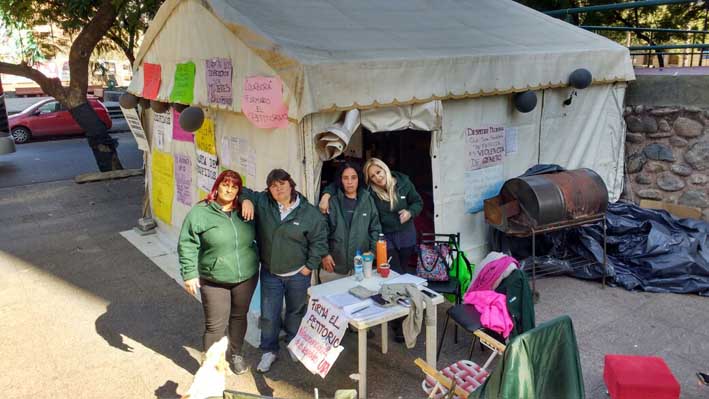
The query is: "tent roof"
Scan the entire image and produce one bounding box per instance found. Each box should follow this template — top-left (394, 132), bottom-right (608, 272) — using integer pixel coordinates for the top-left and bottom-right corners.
top-left (135, 0), bottom-right (635, 118)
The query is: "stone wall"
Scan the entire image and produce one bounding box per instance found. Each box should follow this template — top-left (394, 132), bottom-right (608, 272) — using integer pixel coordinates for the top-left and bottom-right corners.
top-left (623, 105), bottom-right (709, 221)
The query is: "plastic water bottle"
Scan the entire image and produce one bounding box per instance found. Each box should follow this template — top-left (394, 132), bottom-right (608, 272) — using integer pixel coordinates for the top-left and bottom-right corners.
top-left (354, 249), bottom-right (364, 281)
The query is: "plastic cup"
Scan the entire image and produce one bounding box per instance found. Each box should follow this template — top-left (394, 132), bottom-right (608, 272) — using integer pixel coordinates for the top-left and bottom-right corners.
top-left (362, 252), bottom-right (374, 278)
top-left (379, 263), bottom-right (391, 278)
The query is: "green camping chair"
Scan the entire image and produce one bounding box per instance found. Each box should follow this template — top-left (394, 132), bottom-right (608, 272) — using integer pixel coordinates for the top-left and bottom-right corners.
top-left (469, 315), bottom-right (585, 399)
top-left (419, 315), bottom-right (584, 399)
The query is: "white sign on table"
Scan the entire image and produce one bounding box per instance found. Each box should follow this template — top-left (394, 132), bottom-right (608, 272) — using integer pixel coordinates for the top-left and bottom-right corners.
top-left (288, 297), bottom-right (348, 378)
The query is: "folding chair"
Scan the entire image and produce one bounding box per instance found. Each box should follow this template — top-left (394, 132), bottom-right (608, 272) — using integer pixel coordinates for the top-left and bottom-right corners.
top-left (419, 232), bottom-right (471, 305)
top-left (420, 316), bottom-right (584, 399)
top-left (437, 268), bottom-right (535, 359)
top-left (416, 330), bottom-right (505, 399)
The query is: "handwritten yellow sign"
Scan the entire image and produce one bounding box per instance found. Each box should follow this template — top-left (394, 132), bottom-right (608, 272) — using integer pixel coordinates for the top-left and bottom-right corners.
top-left (151, 149), bottom-right (175, 224)
top-left (195, 117), bottom-right (216, 155)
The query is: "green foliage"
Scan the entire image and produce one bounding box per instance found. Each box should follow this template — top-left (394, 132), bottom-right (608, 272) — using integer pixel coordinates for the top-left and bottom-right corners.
top-left (517, 0), bottom-right (709, 46)
top-left (0, 0), bottom-right (162, 64)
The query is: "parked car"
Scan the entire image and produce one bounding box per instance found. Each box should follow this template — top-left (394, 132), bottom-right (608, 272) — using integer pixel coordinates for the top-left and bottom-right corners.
top-left (9, 97), bottom-right (112, 144)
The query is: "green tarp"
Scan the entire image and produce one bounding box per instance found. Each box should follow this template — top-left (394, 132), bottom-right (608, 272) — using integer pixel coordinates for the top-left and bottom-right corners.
top-left (470, 315), bottom-right (585, 399)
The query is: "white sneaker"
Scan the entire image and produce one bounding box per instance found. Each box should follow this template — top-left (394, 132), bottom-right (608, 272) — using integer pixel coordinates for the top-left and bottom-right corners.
top-left (256, 352), bottom-right (277, 373)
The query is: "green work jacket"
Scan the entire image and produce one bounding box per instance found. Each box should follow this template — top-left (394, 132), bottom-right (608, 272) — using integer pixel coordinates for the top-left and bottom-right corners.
top-left (178, 201), bottom-right (258, 283)
top-left (326, 188), bottom-right (382, 274)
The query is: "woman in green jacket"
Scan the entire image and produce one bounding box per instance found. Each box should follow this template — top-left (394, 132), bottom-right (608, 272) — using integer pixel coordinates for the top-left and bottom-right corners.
top-left (178, 170), bottom-right (258, 375)
top-left (240, 168), bottom-right (328, 374)
top-left (321, 161), bottom-right (382, 282)
top-left (320, 157), bottom-right (423, 273)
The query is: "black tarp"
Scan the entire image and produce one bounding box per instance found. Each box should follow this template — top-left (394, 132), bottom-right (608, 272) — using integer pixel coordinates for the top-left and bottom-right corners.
top-left (552, 202), bottom-right (709, 296)
top-left (490, 165), bottom-right (709, 296)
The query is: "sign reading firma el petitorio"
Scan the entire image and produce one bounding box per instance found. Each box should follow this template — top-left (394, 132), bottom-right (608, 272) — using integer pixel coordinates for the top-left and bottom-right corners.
top-left (288, 297), bottom-right (347, 378)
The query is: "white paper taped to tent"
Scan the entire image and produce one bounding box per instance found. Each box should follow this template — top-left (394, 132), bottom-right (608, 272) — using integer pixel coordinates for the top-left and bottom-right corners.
top-left (315, 109), bottom-right (360, 161)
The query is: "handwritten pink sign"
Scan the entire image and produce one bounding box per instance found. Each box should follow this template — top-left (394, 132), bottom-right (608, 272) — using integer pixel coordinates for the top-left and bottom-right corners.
top-left (172, 109), bottom-right (194, 142)
top-left (142, 63), bottom-right (161, 100)
top-left (241, 76), bottom-right (289, 129)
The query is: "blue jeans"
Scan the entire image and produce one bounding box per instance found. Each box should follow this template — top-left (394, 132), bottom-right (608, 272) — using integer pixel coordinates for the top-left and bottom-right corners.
top-left (259, 266), bottom-right (311, 354)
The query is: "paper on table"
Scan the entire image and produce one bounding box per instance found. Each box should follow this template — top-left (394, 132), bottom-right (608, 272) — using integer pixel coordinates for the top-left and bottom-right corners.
top-left (383, 273), bottom-right (428, 287)
top-left (344, 299), bottom-right (389, 320)
top-left (326, 292), bottom-right (363, 309)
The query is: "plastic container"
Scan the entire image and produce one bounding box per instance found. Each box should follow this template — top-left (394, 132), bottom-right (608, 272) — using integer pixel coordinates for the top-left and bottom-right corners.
top-left (354, 249), bottom-right (364, 281)
top-left (376, 234), bottom-right (387, 274)
top-left (362, 252), bottom-right (374, 278)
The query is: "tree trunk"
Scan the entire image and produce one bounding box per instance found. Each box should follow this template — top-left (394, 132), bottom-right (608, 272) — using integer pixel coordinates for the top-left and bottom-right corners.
top-left (70, 101), bottom-right (123, 172)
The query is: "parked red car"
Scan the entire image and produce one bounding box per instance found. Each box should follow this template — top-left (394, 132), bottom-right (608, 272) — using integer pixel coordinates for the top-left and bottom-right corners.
top-left (9, 97), bottom-right (112, 144)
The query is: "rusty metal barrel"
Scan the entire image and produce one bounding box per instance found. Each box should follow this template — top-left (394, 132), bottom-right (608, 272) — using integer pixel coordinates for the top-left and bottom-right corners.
top-left (486, 168), bottom-right (608, 231)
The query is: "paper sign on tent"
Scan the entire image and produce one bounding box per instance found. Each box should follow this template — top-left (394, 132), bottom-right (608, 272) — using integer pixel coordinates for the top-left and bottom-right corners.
top-left (172, 109), bottom-right (195, 142)
top-left (142, 63), bottom-right (161, 100)
top-left (206, 58), bottom-right (233, 106)
top-left (151, 149), bottom-right (175, 224)
top-left (241, 76), bottom-right (289, 129)
top-left (195, 118), bottom-right (217, 155)
top-left (170, 61), bottom-right (196, 105)
top-left (120, 106), bottom-right (149, 151)
top-left (174, 154), bottom-right (193, 206)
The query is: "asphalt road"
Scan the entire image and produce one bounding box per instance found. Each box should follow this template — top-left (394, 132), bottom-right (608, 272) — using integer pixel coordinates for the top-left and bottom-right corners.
top-left (0, 124), bottom-right (143, 188)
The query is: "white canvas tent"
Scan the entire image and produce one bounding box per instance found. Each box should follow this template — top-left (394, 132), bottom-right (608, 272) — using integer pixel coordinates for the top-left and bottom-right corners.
top-left (127, 0), bottom-right (634, 262)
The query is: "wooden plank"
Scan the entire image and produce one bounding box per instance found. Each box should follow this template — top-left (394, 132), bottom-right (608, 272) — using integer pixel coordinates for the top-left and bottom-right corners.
top-left (639, 199), bottom-right (702, 220)
top-left (74, 168), bottom-right (144, 184)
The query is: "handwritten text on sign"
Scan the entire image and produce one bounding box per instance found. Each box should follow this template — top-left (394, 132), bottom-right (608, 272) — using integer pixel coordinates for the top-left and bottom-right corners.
top-left (241, 76), bottom-right (289, 129)
top-left (206, 58), bottom-right (233, 106)
top-left (465, 126), bottom-right (506, 171)
top-left (196, 150), bottom-right (218, 193)
top-left (288, 298), bottom-right (347, 378)
top-left (175, 154), bottom-right (193, 206)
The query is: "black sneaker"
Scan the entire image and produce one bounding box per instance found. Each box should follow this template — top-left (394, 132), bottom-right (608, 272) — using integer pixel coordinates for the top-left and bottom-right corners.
top-left (230, 354), bottom-right (250, 375)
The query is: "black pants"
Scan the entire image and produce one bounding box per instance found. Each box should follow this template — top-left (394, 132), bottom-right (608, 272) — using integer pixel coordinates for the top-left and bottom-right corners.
top-left (388, 245), bottom-right (416, 274)
top-left (199, 275), bottom-right (258, 356)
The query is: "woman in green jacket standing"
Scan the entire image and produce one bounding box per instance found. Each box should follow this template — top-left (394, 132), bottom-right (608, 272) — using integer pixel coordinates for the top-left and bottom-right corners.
top-left (320, 157), bottom-right (423, 274)
top-left (178, 170), bottom-right (258, 375)
top-left (240, 168), bottom-right (328, 374)
top-left (321, 162), bottom-right (382, 282)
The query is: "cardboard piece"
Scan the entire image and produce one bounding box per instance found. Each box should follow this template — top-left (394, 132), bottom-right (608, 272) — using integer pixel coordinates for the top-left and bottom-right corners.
top-left (639, 199), bottom-right (702, 220)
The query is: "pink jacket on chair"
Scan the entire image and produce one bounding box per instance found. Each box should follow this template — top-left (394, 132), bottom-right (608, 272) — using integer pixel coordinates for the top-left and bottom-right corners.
top-left (463, 290), bottom-right (514, 338)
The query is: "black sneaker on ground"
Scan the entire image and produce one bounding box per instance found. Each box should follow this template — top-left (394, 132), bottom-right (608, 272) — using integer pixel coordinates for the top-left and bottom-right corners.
top-left (230, 354), bottom-right (250, 375)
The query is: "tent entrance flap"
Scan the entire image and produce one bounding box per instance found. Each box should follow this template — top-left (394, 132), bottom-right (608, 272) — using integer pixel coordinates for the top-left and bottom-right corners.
top-left (314, 101), bottom-right (442, 161)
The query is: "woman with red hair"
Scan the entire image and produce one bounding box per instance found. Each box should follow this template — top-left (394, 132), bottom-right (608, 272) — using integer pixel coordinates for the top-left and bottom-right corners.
top-left (178, 170), bottom-right (258, 375)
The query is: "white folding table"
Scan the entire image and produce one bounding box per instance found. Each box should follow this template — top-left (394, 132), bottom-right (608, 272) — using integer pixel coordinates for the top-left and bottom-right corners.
top-left (308, 272), bottom-right (444, 399)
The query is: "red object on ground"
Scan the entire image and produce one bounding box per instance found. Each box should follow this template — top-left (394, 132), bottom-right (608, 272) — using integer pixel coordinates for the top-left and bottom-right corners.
top-left (604, 354), bottom-right (680, 399)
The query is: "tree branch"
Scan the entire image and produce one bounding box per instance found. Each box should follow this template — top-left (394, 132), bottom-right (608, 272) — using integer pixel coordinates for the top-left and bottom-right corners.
top-left (68, 0), bottom-right (126, 103)
top-left (0, 61), bottom-right (67, 102)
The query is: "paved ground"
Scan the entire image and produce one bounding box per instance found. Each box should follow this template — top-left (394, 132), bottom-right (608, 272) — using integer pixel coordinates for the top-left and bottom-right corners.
top-left (0, 176), bottom-right (707, 398)
top-left (0, 131), bottom-right (141, 188)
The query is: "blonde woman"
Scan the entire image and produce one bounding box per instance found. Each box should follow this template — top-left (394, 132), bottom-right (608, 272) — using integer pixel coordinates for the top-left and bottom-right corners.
top-left (320, 158), bottom-right (422, 274)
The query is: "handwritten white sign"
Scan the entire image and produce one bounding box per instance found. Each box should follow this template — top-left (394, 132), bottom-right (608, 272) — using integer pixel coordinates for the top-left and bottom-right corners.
top-left (288, 298), bottom-right (348, 378)
top-left (465, 125), bottom-right (505, 171)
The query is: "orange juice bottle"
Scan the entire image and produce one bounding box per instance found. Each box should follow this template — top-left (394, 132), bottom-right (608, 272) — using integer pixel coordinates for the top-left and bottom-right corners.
top-left (376, 233), bottom-right (387, 274)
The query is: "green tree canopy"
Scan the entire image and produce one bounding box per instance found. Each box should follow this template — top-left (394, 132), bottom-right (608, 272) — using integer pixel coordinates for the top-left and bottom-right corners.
top-left (0, 0), bottom-right (163, 171)
top-left (518, 0), bottom-right (708, 64)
